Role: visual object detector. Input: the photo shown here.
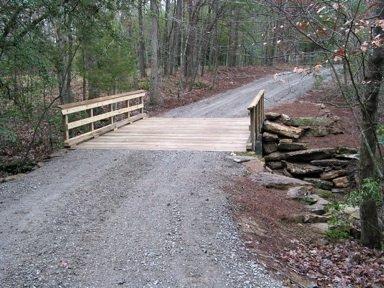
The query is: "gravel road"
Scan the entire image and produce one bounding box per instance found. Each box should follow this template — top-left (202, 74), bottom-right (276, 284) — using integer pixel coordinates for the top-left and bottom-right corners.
top-left (0, 71), bottom-right (320, 287)
top-left (164, 70), bottom-right (331, 118)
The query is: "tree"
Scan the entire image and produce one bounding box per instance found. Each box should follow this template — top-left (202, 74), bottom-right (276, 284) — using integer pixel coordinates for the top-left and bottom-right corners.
top-left (359, 0), bottom-right (384, 249)
top-left (149, 0), bottom-right (161, 104)
top-left (262, 0), bottom-right (383, 248)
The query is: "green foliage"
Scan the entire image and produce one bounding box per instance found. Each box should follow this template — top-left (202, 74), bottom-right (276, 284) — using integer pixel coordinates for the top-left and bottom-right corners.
top-left (348, 178), bottom-right (383, 206)
top-left (326, 228), bottom-right (350, 240)
top-left (326, 202), bottom-right (351, 240)
top-left (193, 81), bottom-right (209, 89)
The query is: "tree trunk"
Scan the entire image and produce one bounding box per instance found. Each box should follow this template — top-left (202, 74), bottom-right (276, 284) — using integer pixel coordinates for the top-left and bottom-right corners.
top-left (138, 0), bottom-right (147, 78)
top-left (149, 0), bottom-right (161, 105)
top-left (359, 0), bottom-right (384, 249)
top-left (360, 199), bottom-right (382, 249)
top-left (227, 7), bottom-right (240, 67)
top-left (162, 0), bottom-right (171, 75)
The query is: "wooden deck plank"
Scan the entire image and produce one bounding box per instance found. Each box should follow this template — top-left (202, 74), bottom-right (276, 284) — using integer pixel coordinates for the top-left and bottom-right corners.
top-left (77, 117), bottom-right (249, 152)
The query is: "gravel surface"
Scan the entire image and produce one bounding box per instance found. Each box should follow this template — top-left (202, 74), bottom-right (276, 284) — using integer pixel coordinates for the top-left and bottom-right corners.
top-left (0, 71), bottom-right (320, 287)
top-left (164, 71), bottom-right (332, 118)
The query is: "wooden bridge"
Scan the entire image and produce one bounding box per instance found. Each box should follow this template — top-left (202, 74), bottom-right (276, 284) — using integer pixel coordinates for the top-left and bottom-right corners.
top-left (59, 90), bottom-right (264, 152)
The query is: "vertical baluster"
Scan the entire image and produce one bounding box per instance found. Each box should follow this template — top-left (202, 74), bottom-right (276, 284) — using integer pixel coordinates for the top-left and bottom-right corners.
top-left (90, 108), bottom-right (94, 131)
top-left (127, 99), bottom-right (130, 121)
top-left (63, 115), bottom-right (69, 142)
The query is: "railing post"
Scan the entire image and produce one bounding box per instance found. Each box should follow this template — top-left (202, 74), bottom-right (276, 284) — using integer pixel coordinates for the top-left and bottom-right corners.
top-left (90, 108), bottom-right (94, 131)
top-left (110, 103), bottom-right (114, 125)
top-left (63, 114), bottom-right (69, 145)
top-left (247, 90), bottom-right (265, 153)
top-left (127, 99), bottom-right (130, 120)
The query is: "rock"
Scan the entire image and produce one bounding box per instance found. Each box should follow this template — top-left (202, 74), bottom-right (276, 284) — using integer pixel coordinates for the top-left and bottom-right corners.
top-left (304, 214), bottom-right (330, 223)
top-left (333, 176), bottom-right (349, 188)
top-left (285, 116), bottom-right (335, 127)
top-left (285, 148), bottom-right (336, 162)
top-left (263, 143), bottom-right (278, 154)
top-left (266, 161), bottom-right (283, 170)
top-left (280, 114), bottom-right (291, 124)
top-left (343, 206), bottom-right (360, 220)
top-left (304, 178), bottom-right (334, 190)
top-left (278, 139), bottom-right (308, 151)
top-left (226, 155), bottom-right (254, 163)
top-left (251, 172), bottom-right (311, 190)
top-left (281, 213), bottom-right (306, 223)
top-left (37, 162), bottom-right (44, 168)
top-left (307, 203), bottom-right (326, 215)
top-left (309, 194), bottom-right (330, 206)
top-left (284, 162), bottom-right (323, 177)
top-left (263, 120), bottom-right (303, 139)
top-left (282, 168), bottom-right (293, 177)
top-left (336, 147), bottom-right (359, 154)
top-left (310, 159), bottom-right (350, 168)
top-left (264, 152), bottom-right (287, 162)
top-left (265, 148), bottom-right (336, 163)
top-left (320, 169), bottom-right (347, 180)
top-left (286, 186), bottom-right (313, 199)
top-left (265, 112), bottom-right (281, 121)
top-left (3, 175), bottom-right (18, 182)
top-left (262, 132), bottom-right (279, 142)
top-left (335, 154), bottom-right (359, 160)
top-left (310, 223), bottom-right (329, 234)
top-left (305, 126), bottom-right (330, 137)
top-left (332, 188), bottom-right (347, 194)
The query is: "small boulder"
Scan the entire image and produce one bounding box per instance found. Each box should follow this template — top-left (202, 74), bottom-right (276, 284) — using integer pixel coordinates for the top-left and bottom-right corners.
top-left (262, 132), bottom-right (279, 143)
top-left (278, 139), bottom-right (308, 152)
top-left (263, 143), bottom-right (278, 155)
top-left (310, 223), bottom-right (329, 234)
top-left (265, 112), bottom-right (281, 121)
top-left (286, 186), bottom-right (313, 199)
top-left (264, 152), bottom-right (287, 162)
top-left (284, 162), bottom-right (323, 177)
top-left (304, 214), bottom-right (330, 223)
top-left (266, 161), bottom-right (283, 170)
top-left (285, 148), bottom-right (336, 162)
top-left (333, 176), bottom-right (349, 188)
top-left (304, 178), bottom-right (334, 190)
top-left (310, 159), bottom-right (350, 168)
top-left (307, 203), bottom-right (327, 215)
top-left (285, 116), bottom-right (335, 127)
top-left (263, 121), bottom-right (303, 139)
top-left (251, 172), bottom-right (311, 190)
top-left (336, 147), bottom-right (359, 154)
top-left (320, 170), bottom-right (347, 180)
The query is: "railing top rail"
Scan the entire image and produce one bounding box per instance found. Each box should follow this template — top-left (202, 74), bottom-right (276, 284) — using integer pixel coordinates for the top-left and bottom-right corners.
top-left (247, 89), bottom-right (265, 110)
top-left (59, 90), bottom-right (146, 115)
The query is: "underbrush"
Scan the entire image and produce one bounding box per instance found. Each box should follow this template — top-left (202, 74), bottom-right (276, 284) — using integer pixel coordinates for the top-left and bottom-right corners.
top-left (0, 98), bottom-right (63, 177)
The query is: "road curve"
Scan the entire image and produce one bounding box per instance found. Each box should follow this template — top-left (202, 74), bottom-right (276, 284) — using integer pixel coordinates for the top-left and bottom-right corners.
top-left (0, 71), bottom-right (321, 287)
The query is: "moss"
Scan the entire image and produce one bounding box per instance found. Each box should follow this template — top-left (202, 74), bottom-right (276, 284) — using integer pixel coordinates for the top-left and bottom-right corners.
top-left (287, 117), bottom-right (333, 127)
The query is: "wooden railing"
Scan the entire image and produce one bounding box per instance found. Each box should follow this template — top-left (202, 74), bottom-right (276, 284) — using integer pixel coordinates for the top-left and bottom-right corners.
top-left (59, 90), bottom-right (146, 147)
top-left (247, 90), bottom-right (265, 152)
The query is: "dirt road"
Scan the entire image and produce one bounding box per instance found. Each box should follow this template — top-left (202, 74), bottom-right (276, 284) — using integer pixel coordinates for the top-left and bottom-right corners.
top-left (0, 71), bottom-right (321, 287)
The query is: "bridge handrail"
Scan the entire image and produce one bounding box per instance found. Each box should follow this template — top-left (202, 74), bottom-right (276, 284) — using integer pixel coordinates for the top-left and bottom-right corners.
top-left (58, 90), bottom-right (146, 147)
top-left (247, 90), bottom-right (265, 152)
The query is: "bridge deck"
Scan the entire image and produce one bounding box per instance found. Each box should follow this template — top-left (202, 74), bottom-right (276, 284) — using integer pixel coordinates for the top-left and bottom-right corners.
top-left (77, 117), bottom-right (249, 152)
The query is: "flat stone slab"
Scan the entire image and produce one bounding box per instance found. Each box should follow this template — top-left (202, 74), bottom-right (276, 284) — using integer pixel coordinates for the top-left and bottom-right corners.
top-left (251, 172), bottom-right (311, 189)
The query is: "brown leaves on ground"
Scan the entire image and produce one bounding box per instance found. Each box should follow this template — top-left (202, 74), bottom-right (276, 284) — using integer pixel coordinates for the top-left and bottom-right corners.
top-left (281, 240), bottom-right (384, 287)
top-left (227, 173), bottom-right (384, 287)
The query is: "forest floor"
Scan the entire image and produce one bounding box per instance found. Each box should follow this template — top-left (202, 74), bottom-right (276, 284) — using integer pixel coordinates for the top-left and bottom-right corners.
top-left (228, 85), bottom-right (384, 287)
top-left (0, 70), bottom-right (320, 287)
